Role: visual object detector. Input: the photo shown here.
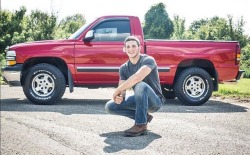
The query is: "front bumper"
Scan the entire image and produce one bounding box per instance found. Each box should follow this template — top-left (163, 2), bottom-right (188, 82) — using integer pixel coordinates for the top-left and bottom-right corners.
top-left (1, 64), bottom-right (23, 86)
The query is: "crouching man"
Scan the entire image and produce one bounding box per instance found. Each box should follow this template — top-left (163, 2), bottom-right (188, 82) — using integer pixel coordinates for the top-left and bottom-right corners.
top-left (105, 36), bottom-right (166, 137)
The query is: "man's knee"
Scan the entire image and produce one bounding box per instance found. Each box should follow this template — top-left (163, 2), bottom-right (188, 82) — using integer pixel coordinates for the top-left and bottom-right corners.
top-left (134, 82), bottom-right (148, 93)
top-left (105, 100), bottom-right (116, 114)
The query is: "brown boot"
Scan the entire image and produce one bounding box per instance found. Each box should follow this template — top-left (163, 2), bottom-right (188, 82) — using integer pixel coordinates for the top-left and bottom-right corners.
top-left (124, 124), bottom-right (147, 137)
top-left (147, 113), bottom-right (153, 123)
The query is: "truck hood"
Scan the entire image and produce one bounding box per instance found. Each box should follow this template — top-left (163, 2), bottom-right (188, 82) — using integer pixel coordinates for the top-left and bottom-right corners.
top-left (9, 39), bottom-right (69, 50)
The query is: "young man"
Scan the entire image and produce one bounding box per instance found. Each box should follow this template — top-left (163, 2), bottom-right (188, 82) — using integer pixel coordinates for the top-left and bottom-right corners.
top-left (105, 36), bottom-right (166, 137)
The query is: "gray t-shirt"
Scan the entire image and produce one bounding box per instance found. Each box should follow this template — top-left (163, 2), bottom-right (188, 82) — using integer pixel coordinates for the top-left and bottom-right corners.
top-left (119, 54), bottom-right (166, 103)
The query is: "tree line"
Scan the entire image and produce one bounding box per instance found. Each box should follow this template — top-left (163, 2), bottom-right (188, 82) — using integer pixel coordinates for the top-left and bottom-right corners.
top-left (0, 3), bottom-right (249, 77)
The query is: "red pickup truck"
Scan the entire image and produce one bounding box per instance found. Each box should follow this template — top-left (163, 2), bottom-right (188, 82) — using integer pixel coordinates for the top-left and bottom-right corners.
top-left (2, 15), bottom-right (244, 106)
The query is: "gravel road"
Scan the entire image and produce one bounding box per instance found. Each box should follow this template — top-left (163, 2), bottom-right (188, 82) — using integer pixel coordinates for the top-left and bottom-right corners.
top-left (1, 85), bottom-right (250, 155)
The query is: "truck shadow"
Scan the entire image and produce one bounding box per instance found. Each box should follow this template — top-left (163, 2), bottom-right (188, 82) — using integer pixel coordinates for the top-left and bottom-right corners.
top-left (159, 99), bottom-right (249, 113)
top-left (0, 98), bottom-right (248, 115)
top-left (0, 98), bottom-right (108, 115)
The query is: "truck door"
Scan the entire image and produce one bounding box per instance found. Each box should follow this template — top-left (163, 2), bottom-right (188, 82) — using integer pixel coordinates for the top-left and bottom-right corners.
top-left (74, 19), bottom-right (131, 85)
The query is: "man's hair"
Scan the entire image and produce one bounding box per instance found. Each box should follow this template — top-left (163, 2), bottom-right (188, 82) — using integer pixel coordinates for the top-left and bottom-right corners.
top-left (124, 36), bottom-right (140, 46)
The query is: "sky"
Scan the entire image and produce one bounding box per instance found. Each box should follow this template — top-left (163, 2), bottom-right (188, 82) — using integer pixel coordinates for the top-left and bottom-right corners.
top-left (1, 0), bottom-right (250, 35)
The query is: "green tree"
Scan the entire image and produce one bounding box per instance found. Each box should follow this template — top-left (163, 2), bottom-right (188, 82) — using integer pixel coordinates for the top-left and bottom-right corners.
top-left (228, 15), bottom-right (248, 48)
top-left (0, 7), bottom-right (26, 56)
top-left (186, 16), bottom-right (248, 48)
top-left (185, 19), bottom-right (206, 40)
top-left (171, 15), bottom-right (186, 39)
top-left (143, 3), bottom-right (174, 39)
top-left (25, 9), bottom-right (57, 41)
top-left (241, 42), bottom-right (250, 78)
top-left (54, 14), bottom-right (86, 39)
top-left (187, 17), bottom-right (229, 40)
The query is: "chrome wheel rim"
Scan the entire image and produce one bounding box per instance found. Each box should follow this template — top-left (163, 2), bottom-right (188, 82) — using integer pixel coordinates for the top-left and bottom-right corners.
top-left (184, 76), bottom-right (205, 98)
top-left (32, 73), bottom-right (55, 97)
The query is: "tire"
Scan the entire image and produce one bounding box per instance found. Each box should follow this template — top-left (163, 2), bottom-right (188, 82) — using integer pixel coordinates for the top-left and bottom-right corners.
top-left (174, 67), bottom-right (213, 106)
top-left (23, 63), bottom-right (66, 105)
top-left (161, 85), bottom-right (176, 99)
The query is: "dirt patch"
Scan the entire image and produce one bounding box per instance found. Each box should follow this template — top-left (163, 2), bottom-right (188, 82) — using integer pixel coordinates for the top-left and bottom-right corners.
top-left (212, 95), bottom-right (250, 104)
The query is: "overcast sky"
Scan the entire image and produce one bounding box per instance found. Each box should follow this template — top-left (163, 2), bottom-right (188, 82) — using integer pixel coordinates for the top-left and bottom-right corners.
top-left (2, 0), bottom-right (250, 35)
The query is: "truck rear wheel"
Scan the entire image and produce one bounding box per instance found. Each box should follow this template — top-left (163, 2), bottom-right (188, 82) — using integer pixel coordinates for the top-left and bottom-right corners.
top-left (174, 67), bottom-right (213, 106)
top-left (23, 63), bottom-right (66, 104)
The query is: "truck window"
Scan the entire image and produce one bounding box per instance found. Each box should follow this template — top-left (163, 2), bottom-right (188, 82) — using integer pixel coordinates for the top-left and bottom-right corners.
top-left (92, 20), bottom-right (131, 42)
top-left (68, 20), bottom-right (94, 39)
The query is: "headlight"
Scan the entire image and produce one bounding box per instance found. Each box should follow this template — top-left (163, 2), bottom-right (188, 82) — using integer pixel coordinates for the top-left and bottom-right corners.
top-left (6, 50), bottom-right (16, 57)
top-left (6, 50), bottom-right (16, 66)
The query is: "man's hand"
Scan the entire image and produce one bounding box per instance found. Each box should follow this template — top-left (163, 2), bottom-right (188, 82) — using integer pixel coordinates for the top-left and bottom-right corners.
top-left (114, 94), bottom-right (124, 104)
top-left (113, 89), bottom-right (124, 104)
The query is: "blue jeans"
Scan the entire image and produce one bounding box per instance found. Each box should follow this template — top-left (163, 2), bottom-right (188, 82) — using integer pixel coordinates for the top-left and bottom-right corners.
top-left (105, 82), bottom-right (163, 125)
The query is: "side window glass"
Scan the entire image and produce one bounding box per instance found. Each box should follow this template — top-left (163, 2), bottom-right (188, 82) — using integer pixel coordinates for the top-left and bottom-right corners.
top-left (92, 20), bottom-right (131, 42)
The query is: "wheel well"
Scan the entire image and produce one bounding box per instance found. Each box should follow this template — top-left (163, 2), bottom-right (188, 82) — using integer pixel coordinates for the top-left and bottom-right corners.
top-left (21, 57), bottom-right (68, 86)
top-left (174, 59), bottom-right (218, 91)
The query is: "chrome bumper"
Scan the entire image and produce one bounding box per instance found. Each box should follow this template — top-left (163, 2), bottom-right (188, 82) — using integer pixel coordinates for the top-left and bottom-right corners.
top-left (1, 64), bottom-right (23, 86)
top-left (221, 70), bottom-right (245, 84)
top-left (236, 70), bottom-right (245, 81)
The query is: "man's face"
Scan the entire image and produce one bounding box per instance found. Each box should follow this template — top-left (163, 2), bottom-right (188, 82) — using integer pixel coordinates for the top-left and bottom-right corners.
top-left (124, 40), bottom-right (141, 58)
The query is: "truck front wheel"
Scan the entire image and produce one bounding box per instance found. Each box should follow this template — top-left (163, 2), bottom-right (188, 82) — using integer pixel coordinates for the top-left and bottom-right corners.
top-left (174, 67), bottom-right (213, 106)
top-left (23, 63), bottom-right (66, 104)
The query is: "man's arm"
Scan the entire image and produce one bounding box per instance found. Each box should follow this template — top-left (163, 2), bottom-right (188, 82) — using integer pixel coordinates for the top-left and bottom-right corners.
top-left (113, 65), bottom-right (152, 101)
top-left (113, 80), bottom-right (126, 104)
top-left (118, 80), bottom-right (126, 97)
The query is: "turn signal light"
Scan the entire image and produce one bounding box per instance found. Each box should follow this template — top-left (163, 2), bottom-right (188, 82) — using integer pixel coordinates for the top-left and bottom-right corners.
top-left (235, 44), bottom-right (241, 65)
top-left (236, 53), bottom-right (241, 64)
top-left (6, 60), bottom-right (17, 66)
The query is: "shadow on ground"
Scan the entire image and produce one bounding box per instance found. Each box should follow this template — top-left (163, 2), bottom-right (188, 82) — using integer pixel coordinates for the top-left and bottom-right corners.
top-left (100, 131), bottom-right (161, 153)
top-left (1, 97), bottom-right (248, 115)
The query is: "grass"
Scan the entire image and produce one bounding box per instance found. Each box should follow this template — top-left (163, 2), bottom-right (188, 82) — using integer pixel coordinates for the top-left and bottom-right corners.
top-left (213, 78), bottom-right (250, 98)
top-left (0, 76), bottom-right (4, 85)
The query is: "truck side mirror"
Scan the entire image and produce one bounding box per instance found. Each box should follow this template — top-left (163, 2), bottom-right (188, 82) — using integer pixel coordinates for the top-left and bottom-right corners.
top-left (84, 30), bottom-right (94, 42)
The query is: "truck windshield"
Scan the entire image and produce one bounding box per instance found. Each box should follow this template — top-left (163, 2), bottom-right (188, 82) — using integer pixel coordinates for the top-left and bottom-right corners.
top-left (68, 20), bottom-right (93, 39)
